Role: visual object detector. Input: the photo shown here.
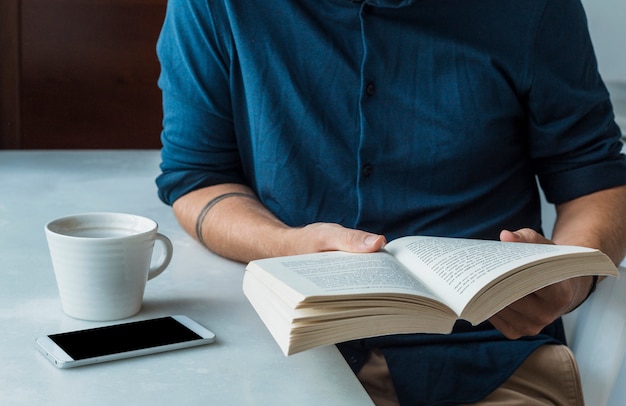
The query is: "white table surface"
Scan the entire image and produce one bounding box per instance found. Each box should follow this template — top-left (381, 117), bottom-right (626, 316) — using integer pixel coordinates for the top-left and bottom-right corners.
top-left (0, 150), bottom-right (374, 406)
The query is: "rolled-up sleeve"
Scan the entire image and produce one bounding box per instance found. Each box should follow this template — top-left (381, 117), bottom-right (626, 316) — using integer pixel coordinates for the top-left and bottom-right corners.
top-left (527, 0), bottom-right (626, 204)
top-left (155, 0), bottom-right (244, 205)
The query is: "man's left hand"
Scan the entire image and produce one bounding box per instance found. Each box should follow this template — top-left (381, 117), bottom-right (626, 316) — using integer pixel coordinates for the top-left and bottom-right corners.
top-left (488, 228), bottom-right (595, 339)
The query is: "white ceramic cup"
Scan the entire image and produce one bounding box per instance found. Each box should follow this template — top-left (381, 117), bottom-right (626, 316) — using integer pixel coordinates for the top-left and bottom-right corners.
top-left (45, 212), bottom-right (173, 321)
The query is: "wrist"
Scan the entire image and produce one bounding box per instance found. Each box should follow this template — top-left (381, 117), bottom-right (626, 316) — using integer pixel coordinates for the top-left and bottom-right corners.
top-left (568, 275), bottom-right (599, 313)
top-left (587, 275), bottom-right (599, 296)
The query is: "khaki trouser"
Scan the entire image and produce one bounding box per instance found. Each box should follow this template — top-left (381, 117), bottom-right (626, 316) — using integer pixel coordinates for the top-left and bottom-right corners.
top-left (357, 345), bottom-right (584, 406)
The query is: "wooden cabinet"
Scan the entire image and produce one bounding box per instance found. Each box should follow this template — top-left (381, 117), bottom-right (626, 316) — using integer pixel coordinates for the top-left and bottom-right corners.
top-left (1, 0), bottom-right (167, 149)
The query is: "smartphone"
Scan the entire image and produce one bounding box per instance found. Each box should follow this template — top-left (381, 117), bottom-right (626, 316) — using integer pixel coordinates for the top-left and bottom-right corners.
top-left (36, 315), bottom-right (216, 368)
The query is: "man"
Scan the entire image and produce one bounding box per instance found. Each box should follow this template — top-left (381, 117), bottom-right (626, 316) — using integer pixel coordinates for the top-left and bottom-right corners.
top-left (155, 0), bottom-right (626, 404)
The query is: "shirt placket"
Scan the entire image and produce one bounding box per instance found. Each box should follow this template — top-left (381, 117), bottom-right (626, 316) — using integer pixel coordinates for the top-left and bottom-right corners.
top-left (355, 3), bottom-right (381, 227)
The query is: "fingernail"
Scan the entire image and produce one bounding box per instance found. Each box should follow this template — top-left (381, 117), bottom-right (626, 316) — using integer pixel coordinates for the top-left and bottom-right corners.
top-left (364, 235), bottom-right (378, 246)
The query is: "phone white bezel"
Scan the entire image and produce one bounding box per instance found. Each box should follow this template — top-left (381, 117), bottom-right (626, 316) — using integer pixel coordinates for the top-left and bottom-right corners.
top-left (36, 315), bottom-right (216, 369)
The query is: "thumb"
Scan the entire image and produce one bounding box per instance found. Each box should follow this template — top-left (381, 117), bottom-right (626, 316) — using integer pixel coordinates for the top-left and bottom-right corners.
top-left (328, 225), bottom-right (386, 253)
top-left (500, 228), bottom-right (551, 244)
top-left (298, 223), bottom-right (387, 254)
top-left (353, 232), bottom-right (387, 252)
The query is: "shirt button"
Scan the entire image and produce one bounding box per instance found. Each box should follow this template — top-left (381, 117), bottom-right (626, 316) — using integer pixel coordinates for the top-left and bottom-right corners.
top-left (366, 82), bottom-right (376, 96)
top-left (362, 163), bottom-right (374, 177)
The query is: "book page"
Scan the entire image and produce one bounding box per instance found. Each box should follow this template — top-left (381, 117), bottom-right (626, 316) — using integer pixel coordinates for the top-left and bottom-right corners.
top-left (386, 236), bottom-right (593, 314)
top-left (246, 251), bottom-right (443, 306)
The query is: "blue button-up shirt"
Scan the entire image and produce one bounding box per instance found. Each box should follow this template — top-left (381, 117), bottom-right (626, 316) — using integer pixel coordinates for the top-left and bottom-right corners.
top-left (156, 0), bottom-right (626, 403)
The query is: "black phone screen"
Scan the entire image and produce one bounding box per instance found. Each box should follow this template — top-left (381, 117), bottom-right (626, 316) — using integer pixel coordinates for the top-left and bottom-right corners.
top-left (48, 317), bottom-right (202, 360)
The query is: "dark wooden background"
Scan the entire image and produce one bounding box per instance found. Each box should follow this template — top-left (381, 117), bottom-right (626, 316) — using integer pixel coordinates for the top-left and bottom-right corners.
top-left (1, 0), bottom-right (167, 149)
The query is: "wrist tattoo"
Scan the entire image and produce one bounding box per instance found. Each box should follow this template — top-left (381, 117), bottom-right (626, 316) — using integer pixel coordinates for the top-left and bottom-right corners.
top-left (195, 192), bottom-right (257, 247)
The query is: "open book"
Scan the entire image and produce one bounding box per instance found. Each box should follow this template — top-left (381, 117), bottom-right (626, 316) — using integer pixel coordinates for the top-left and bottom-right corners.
top-left (243, 236), bottom-right (618, 356)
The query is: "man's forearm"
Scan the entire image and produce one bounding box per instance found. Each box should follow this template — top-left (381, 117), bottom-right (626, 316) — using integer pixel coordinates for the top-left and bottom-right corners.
top-left (171, 183), bottom-right (387, 263)
top-left (551, 184), bottom-right (626, 266)
top-left (172, 183), bottom-right (293, 263)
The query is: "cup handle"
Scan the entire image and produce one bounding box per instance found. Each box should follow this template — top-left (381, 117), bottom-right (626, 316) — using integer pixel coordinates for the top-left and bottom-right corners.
top-left (148, 233), bottom-right (173, 280)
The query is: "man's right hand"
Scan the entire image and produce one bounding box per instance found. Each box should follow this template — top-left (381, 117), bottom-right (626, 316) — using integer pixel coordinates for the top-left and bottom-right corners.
top-left (172, 183), bottom-right (386, 263)
top-left (285, 222), bottom-right (387, 256)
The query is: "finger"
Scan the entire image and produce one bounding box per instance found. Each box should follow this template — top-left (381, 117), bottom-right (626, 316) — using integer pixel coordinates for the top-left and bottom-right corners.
top-left (489, 306), bottom-right (546, 339)
top-left (499, 228), bottom-right (552, 244)
top-left (342, 229), bottom-right (387, 253)
top-left (301, 223), bottom-right (386, 253)
top-left (503, 293), bottom-right (560, 330)
top-left (490, 289), bottom-right (566, 339)
top-left (489, 313), bottom-right (524, 340)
